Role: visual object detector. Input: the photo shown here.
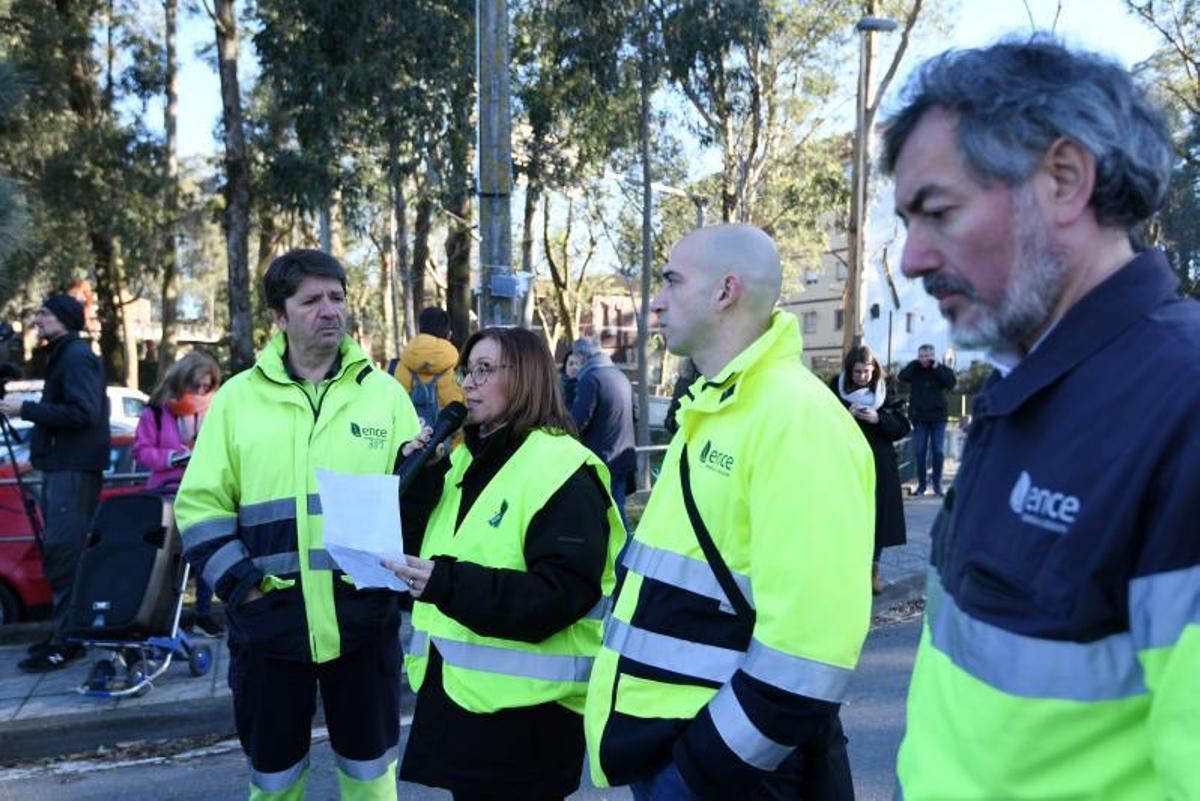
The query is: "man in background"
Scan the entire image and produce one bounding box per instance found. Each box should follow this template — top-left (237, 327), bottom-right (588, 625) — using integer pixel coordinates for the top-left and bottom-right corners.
top-left (898, 343), bottom-right (956, 495)
top-left (570, 336), bottom-right (636, 529)
top-left (5, 294), bottom-right (109, 673)
top-left (388, 306), bottom-right (465, 428)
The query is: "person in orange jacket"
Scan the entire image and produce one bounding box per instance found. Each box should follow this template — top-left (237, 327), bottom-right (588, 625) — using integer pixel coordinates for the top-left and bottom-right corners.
top-left (388, 307), bottom-right (465, 427)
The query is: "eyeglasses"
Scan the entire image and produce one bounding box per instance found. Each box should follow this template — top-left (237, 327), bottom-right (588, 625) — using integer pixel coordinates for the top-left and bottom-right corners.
top-left (456, 362), bottom-right (511, 387)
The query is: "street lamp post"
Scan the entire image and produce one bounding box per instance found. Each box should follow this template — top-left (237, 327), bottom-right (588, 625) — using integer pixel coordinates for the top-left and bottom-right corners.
top-left (843, 15), bottom-right (897, 356)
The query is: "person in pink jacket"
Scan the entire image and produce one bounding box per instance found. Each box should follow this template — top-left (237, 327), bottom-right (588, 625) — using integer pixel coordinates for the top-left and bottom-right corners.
top-left (133, 350), bottom-right (222, 636)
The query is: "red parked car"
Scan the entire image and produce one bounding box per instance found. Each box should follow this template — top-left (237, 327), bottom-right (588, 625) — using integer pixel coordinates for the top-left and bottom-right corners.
top-left (0, 425), bottom-right (149, 624)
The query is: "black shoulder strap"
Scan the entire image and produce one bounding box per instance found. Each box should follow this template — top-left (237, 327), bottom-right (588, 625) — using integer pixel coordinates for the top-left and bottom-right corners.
top-left (386, 358), bottom-right (399, 376)
top-left (679, 443), bottom-right (756, 624)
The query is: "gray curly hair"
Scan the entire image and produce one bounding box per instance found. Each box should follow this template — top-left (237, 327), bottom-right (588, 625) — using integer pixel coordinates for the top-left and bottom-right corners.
top-left (880, 36), bottom-right (1173, 230)
top-left (571, 336), bottom-right (601, 358)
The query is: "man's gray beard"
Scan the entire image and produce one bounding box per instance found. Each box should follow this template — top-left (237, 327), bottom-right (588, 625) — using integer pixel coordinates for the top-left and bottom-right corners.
top-left (948, 187), bottom-right (1066, 352)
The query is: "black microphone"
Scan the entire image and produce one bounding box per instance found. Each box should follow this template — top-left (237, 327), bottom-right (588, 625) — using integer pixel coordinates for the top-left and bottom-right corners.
top-left (395, 401), bottom-right (467, 496)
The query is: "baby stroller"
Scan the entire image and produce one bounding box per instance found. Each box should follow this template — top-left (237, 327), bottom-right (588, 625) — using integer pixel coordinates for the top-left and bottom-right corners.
top-left (64, 491), bottom-right (212, 698)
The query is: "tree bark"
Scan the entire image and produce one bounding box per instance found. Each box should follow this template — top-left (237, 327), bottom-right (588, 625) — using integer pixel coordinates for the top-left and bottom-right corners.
top-left (395, 177), bottom-right (414, 341)
top-left (412, 191), bottom-right (433, 316)
top-left (214, 0), bottom-right (254, 374)
top-left (89, 232), bottom-right (124, 382)
top-left (443, 48), bottom-right (475, 348)
top-left (158, 0), bottom-right (181, 377)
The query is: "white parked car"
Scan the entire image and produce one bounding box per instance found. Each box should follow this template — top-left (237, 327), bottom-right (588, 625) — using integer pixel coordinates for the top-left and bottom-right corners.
top-left (2, 379), bottom-right (147, 430)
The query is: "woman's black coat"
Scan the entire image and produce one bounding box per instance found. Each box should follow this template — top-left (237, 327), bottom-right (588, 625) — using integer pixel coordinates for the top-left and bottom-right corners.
top-left (398, 424), bottom-right (611, 798)
top-left (828, 376), bottom-right (910, 550)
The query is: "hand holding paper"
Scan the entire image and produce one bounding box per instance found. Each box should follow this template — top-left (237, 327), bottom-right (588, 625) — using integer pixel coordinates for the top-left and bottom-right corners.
top-left (315, 468), bottom-right (409, 593)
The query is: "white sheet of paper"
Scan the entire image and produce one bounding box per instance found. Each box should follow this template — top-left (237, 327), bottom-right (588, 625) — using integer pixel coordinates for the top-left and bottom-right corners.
top-left (315, 468), bottom-right (409, 592)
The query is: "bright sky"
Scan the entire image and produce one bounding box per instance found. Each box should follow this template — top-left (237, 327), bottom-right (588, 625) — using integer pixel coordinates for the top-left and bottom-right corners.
top-left (171, 0), bottom-right (1163, 161)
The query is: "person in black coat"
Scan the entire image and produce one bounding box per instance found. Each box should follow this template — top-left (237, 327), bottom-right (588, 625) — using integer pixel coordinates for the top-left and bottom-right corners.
top-left (829, 345), bottom-right (909, 595)
top-left (1, 294), bottom-right (110, 671)
top-left (897, 344), bottom-right (956, 495)
top-left (389, 327), bottom-right (618, 801)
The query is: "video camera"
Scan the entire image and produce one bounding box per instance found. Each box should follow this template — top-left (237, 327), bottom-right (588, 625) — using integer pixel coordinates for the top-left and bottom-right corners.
top-left (0, 322), bottom-right (22, 398)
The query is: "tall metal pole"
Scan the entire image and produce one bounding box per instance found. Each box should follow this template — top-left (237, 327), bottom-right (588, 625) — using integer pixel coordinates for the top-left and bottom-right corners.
top-left (636, 1), bottom-right (653, 491)
top-left (478, 0), bottom-right (519, 326)
top-left (843, 15), bottom-right (896, 356)
top-left (843, 25), bottom-right (871, 356)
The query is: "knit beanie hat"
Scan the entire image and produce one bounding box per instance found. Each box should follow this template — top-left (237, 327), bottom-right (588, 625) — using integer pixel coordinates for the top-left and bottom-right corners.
top-left (43, 294), bottom-right (85, 332)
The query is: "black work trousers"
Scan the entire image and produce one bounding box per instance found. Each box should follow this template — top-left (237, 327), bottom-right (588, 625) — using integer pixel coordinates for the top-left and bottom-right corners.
top-left (228, 633), bottom-right (401, 797)
top-left (41, 469), bottom-right (102, 642)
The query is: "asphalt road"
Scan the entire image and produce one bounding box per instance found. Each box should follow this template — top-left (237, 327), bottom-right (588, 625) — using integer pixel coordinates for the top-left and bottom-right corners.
top-left (0, 616), bottom-right (922, 801)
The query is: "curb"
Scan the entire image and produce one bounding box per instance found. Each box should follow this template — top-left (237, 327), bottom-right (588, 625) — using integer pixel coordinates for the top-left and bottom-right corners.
top-left (0, 620), bottom-right (52, 647)
top-left (0, 695), bottom-right (237, 765)
top-left (871, 572), bottom-right (926, 620)
top-left (2, 583), bottom-right (928, 764)
top-left (0, 682), bottom-right (421, 765)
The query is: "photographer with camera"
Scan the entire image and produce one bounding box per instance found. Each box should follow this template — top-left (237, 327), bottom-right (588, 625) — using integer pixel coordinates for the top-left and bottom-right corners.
top-left (1, 294), bottom-right (109, 673)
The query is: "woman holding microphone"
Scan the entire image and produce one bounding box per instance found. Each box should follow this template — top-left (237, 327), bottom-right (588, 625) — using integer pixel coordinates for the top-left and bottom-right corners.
top-left (387, 326), bottom-right (623, 801)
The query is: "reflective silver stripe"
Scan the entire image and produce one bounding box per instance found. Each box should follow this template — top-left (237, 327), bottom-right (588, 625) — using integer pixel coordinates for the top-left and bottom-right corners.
top-left (407, 629), bottom-right (428, 658)
top-left (307, 493), bottom-right (322, 516)
top-left (180, 516), bottom-right (237, 550)
top-left (203, 539), bottom-right (250, 588)
top-left (333, 745), bottom-right (396, 782)
top-left (584, 596), bottom-right (611, 620)
top-left (603, 616), bottom-right (743, 684)
top-left (252, 552), bottom-right (300, 576)
top-left (239, 498), bottom-right (296, 526)
top-left (1129, 564), bottom-right (1200, 651)
top-left (432, 636), bottom-right (593, 682)
top-left (743, 638), bottom-right (852, 703)
top-left (251, 753), bottom-right (309, 793)
top-left (622, 538), bottom-right (754, 609)
top-left (308, 548), bottom-right (337, 571)
top-left (708, 685), bottom-right (793, 771)
top-left (930, 576), bottom-right (1146, 701)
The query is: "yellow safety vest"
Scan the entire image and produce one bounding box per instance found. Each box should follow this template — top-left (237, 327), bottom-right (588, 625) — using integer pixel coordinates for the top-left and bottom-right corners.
top-left (405, 429), bottom-right (624, 714)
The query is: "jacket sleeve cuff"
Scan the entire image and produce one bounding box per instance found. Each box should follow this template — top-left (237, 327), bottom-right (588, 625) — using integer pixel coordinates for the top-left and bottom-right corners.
top-left (673, 704), bottom-right (769, 801)
top-left (220, 564), bottom-right (264, 607)
top-left (421, 557), bottom-right (456, 606)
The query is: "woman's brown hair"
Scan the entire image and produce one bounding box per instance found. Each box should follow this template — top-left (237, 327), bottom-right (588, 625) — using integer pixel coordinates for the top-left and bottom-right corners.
top-left (460, 327), bottom-right (577, 441)
top-left (149, 350), bottom-right (222, 408)
top-left (841, 344), bottom-right (885, 394)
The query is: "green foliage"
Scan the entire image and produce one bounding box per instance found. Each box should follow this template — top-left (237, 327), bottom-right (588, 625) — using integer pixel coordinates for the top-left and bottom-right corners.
top-left (0, 60), bottom-right (30, 277)
top-left (1157, 117), bottom-right (1200, 297)
top-left (511, 0), bottom-right (641, 191)
top-left (1127, 1), bottom-right (1200, 297)
top-left (0, 0), bottom-right (166, 313)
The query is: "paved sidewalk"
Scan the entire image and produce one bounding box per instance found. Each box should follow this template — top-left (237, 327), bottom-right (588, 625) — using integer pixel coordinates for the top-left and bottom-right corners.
top-left (0, 490), bottom-right (945, 763)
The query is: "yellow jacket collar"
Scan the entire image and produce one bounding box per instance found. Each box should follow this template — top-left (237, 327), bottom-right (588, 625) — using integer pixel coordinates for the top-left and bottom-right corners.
top-left (681, 311), bottom-right (802, 415)
top-left (256, 330), bottom-right (368, 385)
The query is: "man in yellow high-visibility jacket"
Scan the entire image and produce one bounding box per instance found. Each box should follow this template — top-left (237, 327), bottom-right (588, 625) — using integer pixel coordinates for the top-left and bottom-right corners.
top-left (176, 249), bottom-right (420, 801)
top-left (584, 224), bottom-right (875, 800)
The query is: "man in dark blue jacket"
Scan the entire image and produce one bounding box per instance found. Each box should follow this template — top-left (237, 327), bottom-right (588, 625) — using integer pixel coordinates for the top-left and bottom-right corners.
top-left (570, 336), bottom-right (635, 530)
top-left (884, 38), bottom-right (1200, 799)
top-left (2, 295), bottom-right (109, 672)
top-left (898, 344), bottom-right (956, 495)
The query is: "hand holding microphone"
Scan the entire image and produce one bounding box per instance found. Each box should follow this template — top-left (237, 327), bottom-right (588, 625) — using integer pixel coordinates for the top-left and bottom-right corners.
top-left (395, 401), bottom-right (467, 496)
